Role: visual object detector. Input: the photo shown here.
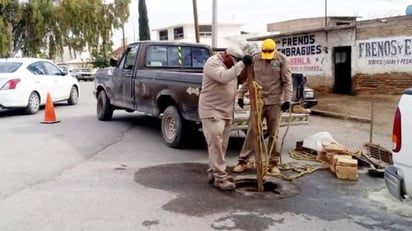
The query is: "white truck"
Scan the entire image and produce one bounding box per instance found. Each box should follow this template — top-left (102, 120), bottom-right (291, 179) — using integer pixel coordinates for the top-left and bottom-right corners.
top-left (385, 88), bottom-right (412, 200)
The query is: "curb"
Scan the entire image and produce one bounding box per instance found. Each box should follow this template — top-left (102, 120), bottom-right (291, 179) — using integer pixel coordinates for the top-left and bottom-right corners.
top-left (310, 109), bottom-right (371, 123)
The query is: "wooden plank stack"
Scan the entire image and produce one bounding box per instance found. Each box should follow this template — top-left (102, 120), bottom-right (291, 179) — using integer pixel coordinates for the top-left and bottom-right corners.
top-left (318, 142), bottom-right (359, 181)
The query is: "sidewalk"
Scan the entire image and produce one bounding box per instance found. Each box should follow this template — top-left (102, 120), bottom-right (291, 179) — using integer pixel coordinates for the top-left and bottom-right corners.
top-left (310, 92), bottom-right (401, 137)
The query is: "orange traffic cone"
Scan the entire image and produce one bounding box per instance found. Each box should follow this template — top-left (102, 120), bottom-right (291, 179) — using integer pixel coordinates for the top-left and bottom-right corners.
top-left (41, 92), bottom-right (60, 124)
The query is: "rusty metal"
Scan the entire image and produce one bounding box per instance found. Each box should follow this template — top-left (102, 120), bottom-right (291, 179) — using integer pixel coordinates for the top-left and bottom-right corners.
top-left (364, 143), bottom-right (393, 165)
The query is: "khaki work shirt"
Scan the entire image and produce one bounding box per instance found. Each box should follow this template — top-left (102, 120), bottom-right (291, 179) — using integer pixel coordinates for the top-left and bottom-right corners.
top-left (199, 54), bottom-right (245, 119)
top-left (238, 51), bottom-right (292, 105)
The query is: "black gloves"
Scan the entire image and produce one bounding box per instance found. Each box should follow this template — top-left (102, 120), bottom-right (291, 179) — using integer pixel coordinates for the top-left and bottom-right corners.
top-left (281, 102), bottom-right (290, 112)
top-left (237, 98), bottom-right (244, 109)
top-left (242, 55), bottom-right (253, 66)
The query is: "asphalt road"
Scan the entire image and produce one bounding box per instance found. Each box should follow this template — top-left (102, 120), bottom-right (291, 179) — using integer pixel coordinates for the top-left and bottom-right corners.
top-left (0, 82), bottom-right (411, 231)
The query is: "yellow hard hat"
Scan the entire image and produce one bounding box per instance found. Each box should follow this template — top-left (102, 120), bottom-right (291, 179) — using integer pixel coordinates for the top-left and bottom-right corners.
top-left (261, 39), bottom-right (276, 60)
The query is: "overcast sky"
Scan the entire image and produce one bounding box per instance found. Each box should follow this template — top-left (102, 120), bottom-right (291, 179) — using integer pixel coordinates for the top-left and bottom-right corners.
top-left (112, 0), bottom-right (411, 47)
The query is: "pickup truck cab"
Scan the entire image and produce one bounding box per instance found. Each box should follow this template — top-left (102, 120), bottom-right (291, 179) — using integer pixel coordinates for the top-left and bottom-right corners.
top-left (95, 41), bottom-right (213, 148)
top-left (385, 88), bottom-right (412, 200)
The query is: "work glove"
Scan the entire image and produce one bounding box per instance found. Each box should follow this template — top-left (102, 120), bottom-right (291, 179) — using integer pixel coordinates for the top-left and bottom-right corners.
top-left (281, 102), bottom-right (290, 112)
top-left (237, 98), bottom-right (244, 109)
top-left (242, 55), bottom-right (253, 66)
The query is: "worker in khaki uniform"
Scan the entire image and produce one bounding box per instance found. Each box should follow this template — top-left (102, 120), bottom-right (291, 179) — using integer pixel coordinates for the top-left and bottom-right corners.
top-left (233, 38), bottom-right (292, 174)
top-left (199, 46), bottom-right (252, 191)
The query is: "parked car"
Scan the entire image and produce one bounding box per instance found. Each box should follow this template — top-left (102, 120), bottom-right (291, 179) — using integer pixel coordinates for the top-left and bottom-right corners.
top-left (385, 88), bottom-right (412, 200)
top-left (0, 58), bottom-right (80, 114)
top-left (291, 73), bottom-right (317, 108)
top-left (70, 68), bottom-right (95, 81)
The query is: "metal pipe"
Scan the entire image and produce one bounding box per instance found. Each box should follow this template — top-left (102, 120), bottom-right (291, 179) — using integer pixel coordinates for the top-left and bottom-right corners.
top-left (212, 0), bottom-right (217, 48)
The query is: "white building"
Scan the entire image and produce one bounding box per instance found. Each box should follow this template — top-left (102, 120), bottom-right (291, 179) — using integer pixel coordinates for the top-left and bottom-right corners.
top-left (152, 22), bottom-right (260, 50)
top-left (55, 47), bottom-right (92, 67)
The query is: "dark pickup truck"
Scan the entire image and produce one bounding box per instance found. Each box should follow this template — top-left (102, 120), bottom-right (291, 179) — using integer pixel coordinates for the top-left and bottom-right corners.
top-left (94, 41), bottom-right (222, 148)
top-left (94, 41), bottom-right (316, 148)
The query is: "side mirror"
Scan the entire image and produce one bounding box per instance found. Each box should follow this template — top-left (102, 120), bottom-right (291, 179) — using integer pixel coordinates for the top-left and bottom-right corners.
top-left (109, 58), bottom-right (118, 67)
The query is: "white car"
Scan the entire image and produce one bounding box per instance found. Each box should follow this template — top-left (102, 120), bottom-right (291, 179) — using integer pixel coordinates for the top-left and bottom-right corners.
top-left (385, 88), bottom-right (412, 200)
top-left (70, 68), bottom-right (95, 81)
top-left (0, 58), bottom-right (80, 114)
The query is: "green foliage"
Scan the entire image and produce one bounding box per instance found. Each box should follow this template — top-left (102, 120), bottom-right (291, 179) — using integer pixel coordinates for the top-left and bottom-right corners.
top-left (0, 0), bottom-right (19, 57)
top-left (138, 0), bottom-right (150, 41)
top-left (90, 55), bottom-right (109, 68)
top-left (0, 0), bottom-right (131, 60)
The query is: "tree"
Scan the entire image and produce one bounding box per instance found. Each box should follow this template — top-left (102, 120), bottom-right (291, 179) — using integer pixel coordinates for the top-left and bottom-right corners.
top-left (138, 0), bottom-right (150, 41)
top-left (0, 0), bottom-right (131, 61)
top-left (0, 0), bottom-right (20, 57)
top-left (57, 0), bottom-right (130, 64)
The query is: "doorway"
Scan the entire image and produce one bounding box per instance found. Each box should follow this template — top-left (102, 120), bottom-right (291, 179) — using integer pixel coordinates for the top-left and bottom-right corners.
top-left (333, 46), bottom-right (352, 94)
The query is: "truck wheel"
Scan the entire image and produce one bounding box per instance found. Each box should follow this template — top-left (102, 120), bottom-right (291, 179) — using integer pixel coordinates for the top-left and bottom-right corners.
top-left (97, 90), bottom-right (113, 121)
top-left (161, 105), bottom-right (185, 148)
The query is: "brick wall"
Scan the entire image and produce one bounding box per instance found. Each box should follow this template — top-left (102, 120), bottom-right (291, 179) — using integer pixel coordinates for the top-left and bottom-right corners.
top-left (354, 15), bottom-right (412, 95)
top-left (356, 16), bottom-right (412, 40)
top-left (354, 72), bottom-right (412, 94)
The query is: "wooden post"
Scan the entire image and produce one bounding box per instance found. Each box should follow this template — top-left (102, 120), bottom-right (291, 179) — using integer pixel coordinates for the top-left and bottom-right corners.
top-left (245, 65), bottom-right (264, 192)
top-left (369, 101), bottom-right (374, 144)
top-left (192, 0), bottom-right (200, 43)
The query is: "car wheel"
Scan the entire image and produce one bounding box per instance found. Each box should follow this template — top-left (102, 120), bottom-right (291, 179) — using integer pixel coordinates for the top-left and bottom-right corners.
top-left (24, 92), bottom-right (40, 114)
top-left (161, 105), bottom-right (186, 148)
top-left (67, 86), bottom-right (79, 105)
top-left (97, 90), bottom-right (113, 121)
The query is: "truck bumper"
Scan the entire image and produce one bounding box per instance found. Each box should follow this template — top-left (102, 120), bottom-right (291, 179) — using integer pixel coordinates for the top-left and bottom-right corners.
top-left (303, 99), bottom-right (318, 108)
top-left (385, 165), bottom-right (405, 200)
top-left (231, 110), bottom-right (309, 131)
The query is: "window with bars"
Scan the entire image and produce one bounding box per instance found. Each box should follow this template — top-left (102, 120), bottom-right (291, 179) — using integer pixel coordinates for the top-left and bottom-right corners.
top-left (173, 27), bottom-right (184, 40)
top-left (159, 30), bottom-right (168, 40)
top-left (199, 25), bottom-right (212, 37)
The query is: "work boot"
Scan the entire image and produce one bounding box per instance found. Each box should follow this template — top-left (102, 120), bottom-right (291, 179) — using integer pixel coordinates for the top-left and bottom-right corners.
top-left (268, 158), bottom-right (281, 175)
top-left (208, 174), bottom-right (233, 184)
top-left (233, 161), bottom-right (248, 173)
top-left (269, 166), bottom-right (281, 175)
top-left (214, 179), bottom-right (236, 191)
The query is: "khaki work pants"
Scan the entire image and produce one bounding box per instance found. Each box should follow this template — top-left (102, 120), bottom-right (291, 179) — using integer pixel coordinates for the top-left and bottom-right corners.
top-left (238, 104), bottom-right (282, 165)
top-left (201, 118), bottom-right (232, 181)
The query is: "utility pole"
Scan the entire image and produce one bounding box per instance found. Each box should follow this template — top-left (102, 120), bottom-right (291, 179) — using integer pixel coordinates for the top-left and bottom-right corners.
top-left (211, 0), bottom-right (217, 48)
top-left (192, 0), bottom-right (200, 43)
top-left (122, 24), bottom-right (126, 52)
top-left (324, 0), bottom-right (328, 27)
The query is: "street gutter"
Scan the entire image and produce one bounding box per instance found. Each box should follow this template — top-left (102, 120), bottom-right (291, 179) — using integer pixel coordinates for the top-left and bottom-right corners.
top-left (311, 109), bottom-right (371, 123)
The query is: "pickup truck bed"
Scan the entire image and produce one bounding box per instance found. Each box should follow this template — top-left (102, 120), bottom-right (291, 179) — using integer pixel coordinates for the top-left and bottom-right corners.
top-left (385, 88), bottom-right (412, 200)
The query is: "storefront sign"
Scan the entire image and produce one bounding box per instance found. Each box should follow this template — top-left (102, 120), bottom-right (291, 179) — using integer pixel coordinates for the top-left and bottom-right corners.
top-left (278, 34), bottom-right (324, 73)
top-left (357, 36), bottom-right (412, 73)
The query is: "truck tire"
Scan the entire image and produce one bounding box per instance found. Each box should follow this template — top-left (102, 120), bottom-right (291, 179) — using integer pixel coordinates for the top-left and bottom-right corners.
top-left (161, 105), bottom-right (185, 148)
top-left (97, 90), bottom-right (113, 121)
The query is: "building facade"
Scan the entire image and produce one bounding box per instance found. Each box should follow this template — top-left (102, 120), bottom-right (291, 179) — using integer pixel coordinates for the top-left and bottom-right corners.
top-left (249, 15), bottom-right (412, 95)
top-left (152, 23), bottom-right (257, 49)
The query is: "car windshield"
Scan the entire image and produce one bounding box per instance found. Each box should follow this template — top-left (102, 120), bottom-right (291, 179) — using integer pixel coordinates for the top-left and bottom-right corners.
top-left (79, 68), bottom-right (91, 72)
top-left (0, 62), bottom-right (22, 73)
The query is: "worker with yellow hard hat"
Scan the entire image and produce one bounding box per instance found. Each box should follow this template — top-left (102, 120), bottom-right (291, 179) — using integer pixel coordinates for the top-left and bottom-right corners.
top-left (234, 38), bottom-right (292, 174)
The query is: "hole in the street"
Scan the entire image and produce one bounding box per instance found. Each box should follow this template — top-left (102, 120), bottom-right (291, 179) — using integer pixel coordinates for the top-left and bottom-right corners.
top-left (234, 177), bottom-right (280, 193)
